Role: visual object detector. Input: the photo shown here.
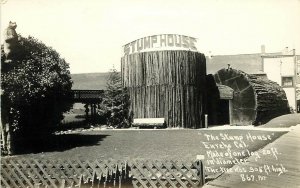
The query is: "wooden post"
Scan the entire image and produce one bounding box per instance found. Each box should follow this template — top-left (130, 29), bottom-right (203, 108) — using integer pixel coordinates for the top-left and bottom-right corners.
top-left (90, 103), bottom-right (93, 117)
top-left (84, 104), bottom-right (89, 120)
top-left (93, 104), bottom-right (97, 117)
top-left (205, 114), bottom-right (208, 128)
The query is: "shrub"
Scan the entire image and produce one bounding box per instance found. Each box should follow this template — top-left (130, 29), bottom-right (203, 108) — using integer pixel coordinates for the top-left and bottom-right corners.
top-left (1, 35), bottom-right (73, 154)
top-left (97, 68), bottom-right (132, 128)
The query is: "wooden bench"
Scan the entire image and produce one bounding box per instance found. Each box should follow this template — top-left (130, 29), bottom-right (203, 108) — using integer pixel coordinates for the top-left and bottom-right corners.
top-left (132, 118), bottom-right (166, 129)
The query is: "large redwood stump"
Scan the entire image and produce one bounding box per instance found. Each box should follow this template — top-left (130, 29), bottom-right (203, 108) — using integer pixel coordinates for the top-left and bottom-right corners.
top-left (121, 50), bottom-right (206, 128)
top-left (214, 68), bottom-right (290, 125)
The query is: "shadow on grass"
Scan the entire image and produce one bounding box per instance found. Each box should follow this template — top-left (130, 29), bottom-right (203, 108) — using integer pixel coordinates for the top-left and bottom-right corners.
top-left (15, 133), bottom-right (110, 155)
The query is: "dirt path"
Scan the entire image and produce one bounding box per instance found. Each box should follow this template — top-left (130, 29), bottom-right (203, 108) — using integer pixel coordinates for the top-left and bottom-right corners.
top-left (261, 113), bottom-right (300, 128)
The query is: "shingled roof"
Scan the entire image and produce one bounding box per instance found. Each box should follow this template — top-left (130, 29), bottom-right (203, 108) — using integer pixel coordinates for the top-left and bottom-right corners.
top-left (71, 72), bottom-right (110, 90)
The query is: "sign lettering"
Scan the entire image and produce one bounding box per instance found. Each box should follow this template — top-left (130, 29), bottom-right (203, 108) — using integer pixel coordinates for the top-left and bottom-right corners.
top-left (123, 34), bottom-right (198, 55)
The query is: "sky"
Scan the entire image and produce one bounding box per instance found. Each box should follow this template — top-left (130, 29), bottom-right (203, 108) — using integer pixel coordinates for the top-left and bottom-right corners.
top-left (1, 0), bottom-right (300, 73)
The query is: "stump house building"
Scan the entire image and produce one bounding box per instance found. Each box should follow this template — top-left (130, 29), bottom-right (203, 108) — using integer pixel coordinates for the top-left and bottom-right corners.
top-left (121, 34), bottom-right (206, 128)
top-left (121, 37), bottom-right (292, 127)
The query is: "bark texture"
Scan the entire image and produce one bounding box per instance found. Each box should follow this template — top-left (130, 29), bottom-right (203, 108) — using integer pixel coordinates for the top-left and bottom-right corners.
top-left (121, 50), bottom-right (206, 128)
top-left (214, 68), bottom-right (290, 125)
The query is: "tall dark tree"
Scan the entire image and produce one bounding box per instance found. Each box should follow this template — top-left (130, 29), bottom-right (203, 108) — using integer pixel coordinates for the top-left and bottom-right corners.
top-left (1, 36), bottom-right (73, 155)
top-left (98, 68), bottom-right (132, 128)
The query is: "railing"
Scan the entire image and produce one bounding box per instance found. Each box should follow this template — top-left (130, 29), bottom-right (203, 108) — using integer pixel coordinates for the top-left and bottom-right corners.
top-left (71, 90), bottom-right (104, 103)
top-left (1, 158), bottom-right (205, 188)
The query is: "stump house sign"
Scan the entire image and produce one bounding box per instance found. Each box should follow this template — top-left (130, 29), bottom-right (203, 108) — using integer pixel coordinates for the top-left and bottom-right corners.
top-left (123, 34), bottom-right (198, 55)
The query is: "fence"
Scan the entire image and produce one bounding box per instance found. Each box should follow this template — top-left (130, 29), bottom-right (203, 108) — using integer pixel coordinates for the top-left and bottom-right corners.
top-left (1, 158), bottom-right (205, 188)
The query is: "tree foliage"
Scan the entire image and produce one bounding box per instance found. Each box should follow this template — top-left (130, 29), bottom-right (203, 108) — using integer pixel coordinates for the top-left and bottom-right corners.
top-left (98, 68), bottom-right (132, 128)
top-left (1, 35), bottom-right (73, 136)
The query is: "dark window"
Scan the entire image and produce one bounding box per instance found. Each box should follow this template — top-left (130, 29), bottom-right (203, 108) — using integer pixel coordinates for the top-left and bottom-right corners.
top-left (282, 77), bottom-right (294, 87)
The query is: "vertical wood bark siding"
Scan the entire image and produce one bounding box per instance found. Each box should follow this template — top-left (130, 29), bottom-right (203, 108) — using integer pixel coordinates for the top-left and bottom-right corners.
top-left (121, 50), bottom-right (206, 128)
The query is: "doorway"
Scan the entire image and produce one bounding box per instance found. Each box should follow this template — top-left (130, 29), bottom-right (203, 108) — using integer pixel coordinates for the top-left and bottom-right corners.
top-left (216, 99), bottom-right (230, 125)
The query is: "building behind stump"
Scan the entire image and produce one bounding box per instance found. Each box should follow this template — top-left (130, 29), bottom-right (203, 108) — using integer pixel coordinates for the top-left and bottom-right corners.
top-left (211, 68), bottom-right (290, 125)
top-left (121, 50), bottom-right (206, 128)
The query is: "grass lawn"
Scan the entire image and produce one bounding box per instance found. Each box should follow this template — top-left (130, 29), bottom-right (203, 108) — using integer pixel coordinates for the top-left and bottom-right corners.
top-left (7, 129), bottom-right (287, 176)
top-left (6, 113), bottom-right (300, 177)
top-left (61, 108), bottom-right (85, 124)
